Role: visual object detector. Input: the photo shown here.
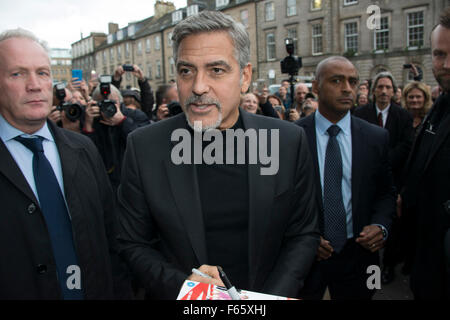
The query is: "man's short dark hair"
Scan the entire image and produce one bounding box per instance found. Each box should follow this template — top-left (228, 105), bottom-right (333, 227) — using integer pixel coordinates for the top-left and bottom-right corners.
top-left (431, 6), bottom-right (450, 35)
top-left (155, 84), bottom-right (172, 107)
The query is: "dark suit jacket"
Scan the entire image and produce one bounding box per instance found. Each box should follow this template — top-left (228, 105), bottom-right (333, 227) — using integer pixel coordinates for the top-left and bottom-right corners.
top-left (402, 93), bottom-right (450, 299)
top-left (0, 121), bottom-right (131, 299)
top-left (117, 109), bottom-right (320, 299)
top-left (296, 114), bottom-right (396, 246)
top-left (353, 102), bottom-right (414, 189)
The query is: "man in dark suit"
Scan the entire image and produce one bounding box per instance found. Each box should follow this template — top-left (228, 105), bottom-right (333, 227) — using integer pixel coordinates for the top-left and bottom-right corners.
top-left (353, 71), bottom-right (414, 284)
top-left (296, 56), bottom-right (396, 300)
top-left (0, 29), bottom-right (131, 299)
top-left (401, 8), bottom-right (450, 299)
top-left (117, 11), bottom-right (320, 300)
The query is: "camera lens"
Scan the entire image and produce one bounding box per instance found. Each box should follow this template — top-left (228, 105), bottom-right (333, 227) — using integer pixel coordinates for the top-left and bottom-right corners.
top-left (62, 103), bottom-right (83, 122)
top-left (99, 100), bottom-right (117, 118)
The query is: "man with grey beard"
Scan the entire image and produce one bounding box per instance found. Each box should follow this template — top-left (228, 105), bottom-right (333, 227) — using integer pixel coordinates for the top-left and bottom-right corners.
top-left (117, 10), bottom-right (320, 299)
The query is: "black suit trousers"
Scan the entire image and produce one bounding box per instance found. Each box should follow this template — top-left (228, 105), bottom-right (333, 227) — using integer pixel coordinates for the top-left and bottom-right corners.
top-left (299, 239), bottom-right (378, 300)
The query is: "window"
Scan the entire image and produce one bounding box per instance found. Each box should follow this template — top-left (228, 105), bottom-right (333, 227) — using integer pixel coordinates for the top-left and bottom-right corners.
top-left (155, 36), bottom-right (161, 51)
top-left (266, 32), bottom-right (276, 60)
top-left (187, 4), bottom-right (199, 17)
top-left (216, 0), bottom-right (229, 8)
top-left (407, 11), bottom-right (424, 48)
top-left (146, 38), bottom-right (151, 53)
top-left (287, 27), bottom-right (298, 55)
top-left (110, 48), bottom-right (115, 62)
top-left (147, 63), bottom-right (152, 80)
top-left (344, 0), bottom-right (358, 5)
top-left (240, 10), bottom-right (249, 28)
top-left (137, 41), bottom-right (142, 55)
top-left (169, 57), bottom-right (175, 76)
top-left (117, 30), bottom-right (124, 41)
top-left (125, 43), bottom-right (130, 58)
top-left (156, 60), bottom-right (162, 79)
top-left (374, 16), bottom-right (389, 51)
top-left (117, 46), bottom-right (122, 59)
top-left (344, 22), bottom-right (358, 53)
top-left (265, 2), bottom-right (275, 21)
top-left (172, 10), bottom-right (183, 24)
top-left (312, 23), bottom-right (323, 55)
top-left (128, 25), bottom-right (136, 37)
top-left (287, 0), bottom-right (297, 17)
top-left (168, 32), bottom-right (173, 47)
top-left (311, 0), bottom-right (322, 10)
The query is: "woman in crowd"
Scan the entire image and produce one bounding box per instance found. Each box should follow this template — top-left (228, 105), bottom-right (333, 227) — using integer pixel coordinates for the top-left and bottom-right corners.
top-left (267, 94), bottom-right (286, 120)
top-left (240, 92), bottom-right (259, 114)
top-left (402, 81), bottom-right (433, 132)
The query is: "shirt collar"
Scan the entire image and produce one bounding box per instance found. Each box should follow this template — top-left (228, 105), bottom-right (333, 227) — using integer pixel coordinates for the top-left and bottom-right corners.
top-left (315, 109), bottom-right (351, 137)
top-left (375, 103), bottom-right (390, 115)
top-left (0, 114), bottom-right (54, 143)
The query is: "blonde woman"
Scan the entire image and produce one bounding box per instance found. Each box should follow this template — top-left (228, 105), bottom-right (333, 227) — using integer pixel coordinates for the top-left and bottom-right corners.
top-left (402, 81), bottom-right (433, 131)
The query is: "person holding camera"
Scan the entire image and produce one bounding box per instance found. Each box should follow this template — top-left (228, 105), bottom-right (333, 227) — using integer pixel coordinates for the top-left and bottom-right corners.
top-left (154, 83), bottom-right (181, 121)
top-left (287, 83), bottom-right (309, 122)
top-left (112, 64), bottom-right (154, 118)
top-left (86, 79), bottom-right (149, 191)
top-left (49, 83), bottom-right (93, 134)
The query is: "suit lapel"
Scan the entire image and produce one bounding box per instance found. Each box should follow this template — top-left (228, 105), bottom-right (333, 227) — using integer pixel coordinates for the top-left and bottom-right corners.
top-left (240, 110), bottom-right (275, 286)
top-left (301, 115), bottom-right (323, 211)
top-left (350, 117), bottom-right (365, 234)
top-left (385, 106), bottom-right (395, 131)
top-left (423, 110), bottom-right (450, 172)
top-left (0, 139), bottom-right (38, 204)
top-left (368, 104), bottom-right (379, 124)
top-left (48, 122), bottom-right (80, 200)
top-left (164, 117), bottom-right (207, 265)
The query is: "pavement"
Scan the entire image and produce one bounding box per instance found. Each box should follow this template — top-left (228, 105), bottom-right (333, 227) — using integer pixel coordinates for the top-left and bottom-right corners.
top-left (323, 248), bottom-right (414, 300)
top-left (373, 263), bottom-right (413, 300)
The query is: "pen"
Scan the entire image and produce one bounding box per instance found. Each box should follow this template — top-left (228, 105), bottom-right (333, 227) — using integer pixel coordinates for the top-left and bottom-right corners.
top-left (217, 266), bottom-right (241, 300)
top-left (191, 268), bottom-right (212, 279)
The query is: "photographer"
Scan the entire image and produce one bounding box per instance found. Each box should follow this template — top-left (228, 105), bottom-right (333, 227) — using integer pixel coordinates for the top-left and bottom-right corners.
top-left (154, 83), bottom-right (181, 121)
top-left (251, 86), bottom-right (280, 119)
top-left (49, 84), bottom-right (72, 125)
top-left (50, 84), bottom-right (90, 133)
top-left (112, 64), bottom-right (154, 118)
top-left (86, 79), bottom-right (150, 191)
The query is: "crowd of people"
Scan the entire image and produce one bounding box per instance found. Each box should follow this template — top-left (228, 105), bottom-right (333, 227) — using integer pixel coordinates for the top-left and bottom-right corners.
top-left (0, 8), bottom-right (448, 300)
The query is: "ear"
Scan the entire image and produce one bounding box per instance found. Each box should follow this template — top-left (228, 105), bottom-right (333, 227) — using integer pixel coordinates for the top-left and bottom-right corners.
top-left (312, 80), bottom-right (319, 96)
top-left (240, 63), bottom-right (253, 94)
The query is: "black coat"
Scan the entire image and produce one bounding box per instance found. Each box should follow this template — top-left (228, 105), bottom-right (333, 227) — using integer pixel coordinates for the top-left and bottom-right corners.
top-left (117, 109), bottom-right (321, 299)
top-left (84, 105), bottom-right (150, 191)
top-left (353, 102), bottom-right (414, 190)
top-left (0, 121), bottom-right (132, 299)
top-left (402, 93), bottom-right (450, 299)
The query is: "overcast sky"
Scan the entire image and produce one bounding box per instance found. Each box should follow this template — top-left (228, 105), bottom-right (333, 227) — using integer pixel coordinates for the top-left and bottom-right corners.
top-left (0, 0), bottom-right (187, 49)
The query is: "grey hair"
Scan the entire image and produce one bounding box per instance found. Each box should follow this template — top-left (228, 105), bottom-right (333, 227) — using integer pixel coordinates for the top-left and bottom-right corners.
top-left (315, 56), bottom-right (355, 84)
top-left (371, 71), bottom-right (398, 97)
top-left (0, 28), bottom-right (49, 53)
top-left (92, 84), bottom-right (123, 104)
top-left (171, 10), bottom-right (250, 71)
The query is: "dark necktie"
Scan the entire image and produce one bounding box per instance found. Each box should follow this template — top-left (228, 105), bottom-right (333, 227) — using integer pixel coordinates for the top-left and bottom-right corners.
top-left (377, 112), bottom-right (383, 127)
top-left (323, 125), bottom-right (347, 253)
top-left (14, 136), bottom-right (84, 300)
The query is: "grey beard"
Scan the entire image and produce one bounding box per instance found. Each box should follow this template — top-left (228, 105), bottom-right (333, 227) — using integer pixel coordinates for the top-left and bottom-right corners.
top-left (184, 95), bottom-right (222, 132)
